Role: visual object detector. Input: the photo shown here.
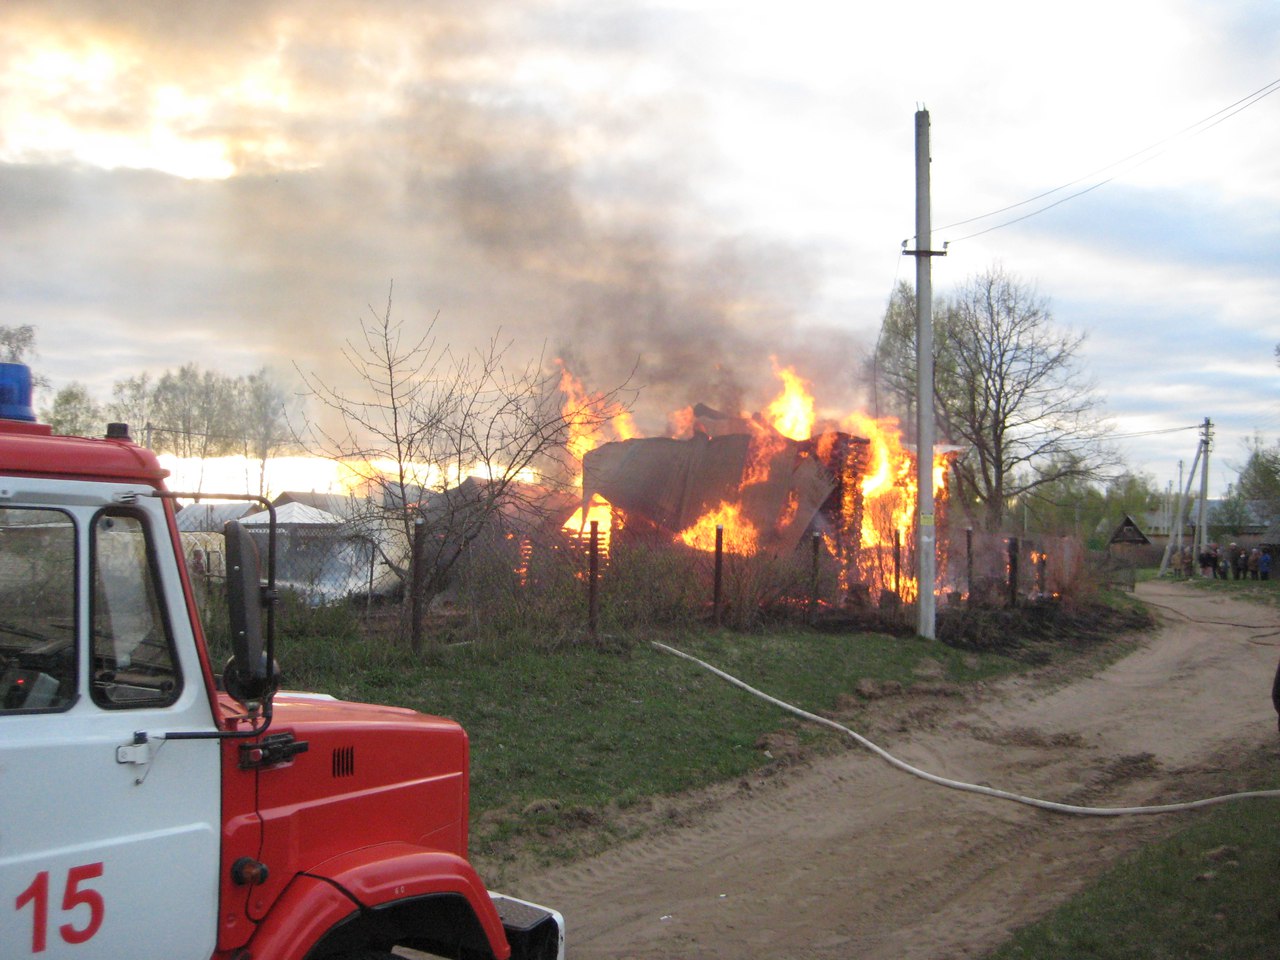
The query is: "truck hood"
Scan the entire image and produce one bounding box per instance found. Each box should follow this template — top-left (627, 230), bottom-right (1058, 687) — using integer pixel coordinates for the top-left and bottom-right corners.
top-left (232, 691), bottom-right (473, 925)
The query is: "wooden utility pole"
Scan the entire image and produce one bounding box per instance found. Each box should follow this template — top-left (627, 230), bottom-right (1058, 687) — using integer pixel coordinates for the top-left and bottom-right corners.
top-left (904, 107), bottom-right (945, 639)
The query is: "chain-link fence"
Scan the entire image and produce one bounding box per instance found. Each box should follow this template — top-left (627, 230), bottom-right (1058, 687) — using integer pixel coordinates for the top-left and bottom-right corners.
top-left (181, 520), bottom-right (1092, 647)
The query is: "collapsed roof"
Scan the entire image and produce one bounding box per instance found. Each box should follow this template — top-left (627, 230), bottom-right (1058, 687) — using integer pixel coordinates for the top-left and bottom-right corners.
top-left (583, 407), bottom-right (867, 553)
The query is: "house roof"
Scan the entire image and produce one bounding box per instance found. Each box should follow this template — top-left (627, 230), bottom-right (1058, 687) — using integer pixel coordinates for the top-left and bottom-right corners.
top-left (1108, 513), bottom-right (1151, 545)
top-left (174, 501), bottom-right (254, 532)
top-left (582, 430), bottom-right (838, 553)
top-left (272, 491), bottom-right (369, 520)
top-left (242, 501), bottom-right (342, 526)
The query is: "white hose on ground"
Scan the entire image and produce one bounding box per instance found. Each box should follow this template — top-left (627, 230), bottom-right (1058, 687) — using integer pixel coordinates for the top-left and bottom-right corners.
top-left (651, 640), bottom-right (1280, 817)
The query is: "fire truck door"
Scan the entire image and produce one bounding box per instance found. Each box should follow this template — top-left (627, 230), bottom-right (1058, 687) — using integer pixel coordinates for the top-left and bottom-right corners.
top-left (0, 501), bottom-right (221, 959)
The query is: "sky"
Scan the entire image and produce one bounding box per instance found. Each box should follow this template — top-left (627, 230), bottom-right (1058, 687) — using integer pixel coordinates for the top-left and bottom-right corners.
top-left (2, 0), bottom-right (1278, 501)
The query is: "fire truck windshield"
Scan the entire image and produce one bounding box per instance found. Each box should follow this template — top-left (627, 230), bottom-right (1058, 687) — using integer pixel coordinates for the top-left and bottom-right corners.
top-left (0, 507), bottom-right (77, 711)
top-left (0, 505), bottom-right (183, 713)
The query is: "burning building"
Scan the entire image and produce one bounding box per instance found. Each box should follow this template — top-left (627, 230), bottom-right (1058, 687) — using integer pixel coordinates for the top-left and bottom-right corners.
top-left (572, 397), bottom-right (952, 606)
top-left (582, 403), bottom-right (860, 554)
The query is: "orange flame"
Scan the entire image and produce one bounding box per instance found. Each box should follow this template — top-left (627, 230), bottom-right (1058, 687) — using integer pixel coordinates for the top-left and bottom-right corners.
top-left (677, 502), bottom-right (759, 555)
top-left (558, 361), bottom-right (638, 482)
top-left (563, 493), bottom-right (615, 538)
top-left (835, 413), bottom-right (920, 602)
top-left (553, 359), bottom-right (956, 605)
top-left (764, 361), bottom-right (815, 441)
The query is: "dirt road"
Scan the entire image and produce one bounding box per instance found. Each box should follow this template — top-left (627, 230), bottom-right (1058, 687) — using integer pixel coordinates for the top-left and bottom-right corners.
top-left (516, 582), bottom-right (1280, 959)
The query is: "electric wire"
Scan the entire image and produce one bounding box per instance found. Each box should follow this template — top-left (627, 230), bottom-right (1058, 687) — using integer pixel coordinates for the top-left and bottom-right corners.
top-left (923, 76), bottom-right (1280, 246)
top-left (652, 640), bottom-right (1280, 817)
top-left (936, 76), bottom-right (1280, 235)
top-left (1107, 424), bottom-right (1201, 441)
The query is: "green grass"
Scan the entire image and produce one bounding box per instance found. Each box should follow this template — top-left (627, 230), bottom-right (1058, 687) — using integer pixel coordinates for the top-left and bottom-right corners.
top-left (1184, 573), bottom-right (1280, 608)
top-left (271, 622), bottom-right (1027, 866)
top-left (279, 626), bottom-right (1019, 815)
top-left (988, 745), bottom-right (1280, 959)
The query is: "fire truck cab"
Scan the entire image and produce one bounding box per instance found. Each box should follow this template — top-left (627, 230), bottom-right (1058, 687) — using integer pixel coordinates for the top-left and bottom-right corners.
top-left (0, 363), bottom-right (563, 960)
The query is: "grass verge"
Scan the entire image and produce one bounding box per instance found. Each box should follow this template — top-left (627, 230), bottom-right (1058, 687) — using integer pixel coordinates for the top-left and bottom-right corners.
top-left (987, 743), bottom-right (1280, 960)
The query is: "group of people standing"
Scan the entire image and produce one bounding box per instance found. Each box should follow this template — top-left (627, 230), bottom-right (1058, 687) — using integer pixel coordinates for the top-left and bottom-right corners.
top-left (1186, 543), bottom-right (1273, 580)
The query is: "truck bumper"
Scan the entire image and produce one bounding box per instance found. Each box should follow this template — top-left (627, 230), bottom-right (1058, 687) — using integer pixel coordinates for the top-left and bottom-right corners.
top-left (490, 892), bottom-right (565, 960)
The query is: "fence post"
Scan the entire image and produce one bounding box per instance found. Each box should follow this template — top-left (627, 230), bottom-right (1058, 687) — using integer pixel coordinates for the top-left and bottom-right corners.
top-left (966, 527), bottom-right (973, 604)
top-left (1007, 537), bottom-right (1019, 608)
top-left (809, 531), bottom-right (821, 624)
top-left (588, 520), bottom-right (600, 642)
top-left (410, 517), bottom-right (426, 654)
top-left (713, 524), bottom-right (724, 627)
top-left (893, 528), bottom-right (901, 599)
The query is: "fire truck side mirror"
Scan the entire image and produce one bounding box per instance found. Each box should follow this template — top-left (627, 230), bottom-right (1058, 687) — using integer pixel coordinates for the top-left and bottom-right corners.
top-left (223, 520), bottom-right (274, 706)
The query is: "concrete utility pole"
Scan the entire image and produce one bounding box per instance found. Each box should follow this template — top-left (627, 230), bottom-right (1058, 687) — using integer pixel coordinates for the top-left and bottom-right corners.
top-left (905, 107), bottom-right (945, 639)
top-left (1160, 443), bottom-right (1200, 577)
top-left (1195, 418), bottom-right (1212, 558)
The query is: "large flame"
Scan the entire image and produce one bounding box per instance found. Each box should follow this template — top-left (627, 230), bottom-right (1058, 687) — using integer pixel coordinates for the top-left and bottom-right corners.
top-left (557, 361), bottom-right (636, 550)
top-left (764, 361), bottom-right (815, 441)
top-left (557, 361), bottom-right (638, 479)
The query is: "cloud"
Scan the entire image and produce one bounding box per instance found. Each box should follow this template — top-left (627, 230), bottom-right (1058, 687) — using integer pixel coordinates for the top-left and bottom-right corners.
top-left (2, 0), bottom-right (1277, 497)
top-left (2, 0), bottom-right (871, 437)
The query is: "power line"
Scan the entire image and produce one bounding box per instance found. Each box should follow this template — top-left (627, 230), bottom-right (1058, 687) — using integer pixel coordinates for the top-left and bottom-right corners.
top-left (1109, 424), bottom-right (1202, 441)
top-left (927, 76), bottom-right (1280, 245)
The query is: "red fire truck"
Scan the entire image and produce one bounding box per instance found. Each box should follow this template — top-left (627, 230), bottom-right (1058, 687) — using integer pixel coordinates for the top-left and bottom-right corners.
top-left (0, 363), bottom-right (564, 959)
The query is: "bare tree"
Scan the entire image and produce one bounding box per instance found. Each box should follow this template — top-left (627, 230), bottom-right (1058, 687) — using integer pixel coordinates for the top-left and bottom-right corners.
top-left (937, 267), bottom-right (1118, 531)
top-left (299, 285), bottom-right (626, 652)
top-left (866, 279), bottom-right (945, 437)
top-left (0, 324), bottom-right (50, 392)
top-left (867, 281), bottom-right (917, 430)
top-left (1235, 434), bottom-right (1280, 517)
top-left (0, 324), bottom-right (38, 364)
top-left (872, 267), bottom-right (1117, 532)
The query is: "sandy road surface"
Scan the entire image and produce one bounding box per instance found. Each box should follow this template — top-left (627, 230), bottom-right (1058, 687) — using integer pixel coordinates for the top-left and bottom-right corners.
top-left (515, 582), bottom-right (1280, 959)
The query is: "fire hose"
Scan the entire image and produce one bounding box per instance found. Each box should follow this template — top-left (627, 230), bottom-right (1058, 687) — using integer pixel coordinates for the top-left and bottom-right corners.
top-left (652, 640), bottom-right (1280, 817)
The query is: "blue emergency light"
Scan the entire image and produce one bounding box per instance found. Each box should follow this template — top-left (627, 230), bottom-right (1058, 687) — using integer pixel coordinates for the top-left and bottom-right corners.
top-left (0, 363), bottom-right (36, 422)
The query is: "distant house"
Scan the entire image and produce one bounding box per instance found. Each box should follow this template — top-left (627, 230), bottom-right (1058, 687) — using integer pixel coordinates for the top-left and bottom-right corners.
top-left (272, 490), bottom-right (369, 521)
top-left (1108, 514), bottom-right (1151, 546)
top-left (240, 499), bottom-right (397, 604)
top-left (1146, 498), bottom-right (1273, 545)
top-left (1262, 519), bottom-right (1280, 552)
top-left (1107, 513), bottom-right (1156, 565)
